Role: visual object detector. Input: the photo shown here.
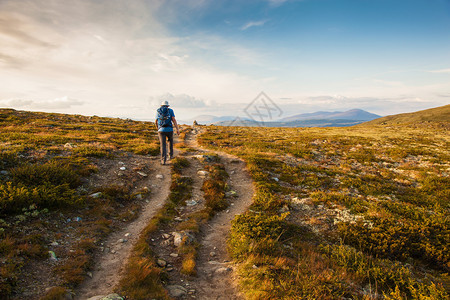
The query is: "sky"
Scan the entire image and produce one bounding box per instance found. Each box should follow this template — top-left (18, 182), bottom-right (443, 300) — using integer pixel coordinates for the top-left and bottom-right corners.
top-left (0, 0), bottom-right (449, 121)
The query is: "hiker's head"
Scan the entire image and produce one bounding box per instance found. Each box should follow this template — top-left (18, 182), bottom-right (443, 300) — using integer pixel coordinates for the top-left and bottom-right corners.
top-left (160, 100), bottom-right (170, 107)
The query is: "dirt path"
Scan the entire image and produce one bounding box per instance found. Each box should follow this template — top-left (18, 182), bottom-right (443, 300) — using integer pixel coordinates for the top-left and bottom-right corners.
top-left (182, 127), bottom-right (254, 300)
top-left (75, 158), bottom-right (171, 299)
top-left (75, 127), bottom-right (254, 299)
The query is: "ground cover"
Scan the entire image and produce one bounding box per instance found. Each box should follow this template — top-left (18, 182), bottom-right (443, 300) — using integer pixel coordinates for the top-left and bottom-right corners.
top-left (198, 124), bottom-right (449, 299)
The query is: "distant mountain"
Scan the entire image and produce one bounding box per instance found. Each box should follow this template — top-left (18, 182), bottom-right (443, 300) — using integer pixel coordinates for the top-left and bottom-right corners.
top-left (280, 109), bottom-right (380, 122)
top-left (363, 104), bottom-right (450, 126)
top-left (179, 115), bottom-right (241, 125)
top-left (215, 118), bottom-right (366, 127)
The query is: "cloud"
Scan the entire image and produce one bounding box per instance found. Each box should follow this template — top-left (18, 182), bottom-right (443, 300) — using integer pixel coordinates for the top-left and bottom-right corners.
top-left (241, 20), bottom-right (268, 31)
top-left (428, 68), bottom-right (450, 74)
top-left (0, 96), bottom-right (84, 110)
top-left (148, 93), bottom-right (213, 109)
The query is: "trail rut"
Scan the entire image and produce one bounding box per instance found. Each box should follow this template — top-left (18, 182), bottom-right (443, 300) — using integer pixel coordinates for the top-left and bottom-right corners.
top-left (75, 159), bottom-right (171, 299)
top-left (182, 128), bottom-right (254, 299)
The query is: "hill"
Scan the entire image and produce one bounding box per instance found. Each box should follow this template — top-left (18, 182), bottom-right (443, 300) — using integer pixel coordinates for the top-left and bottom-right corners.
top-left (280, 108), bottom-right (380, 122)
top-left (363, 104), bottom-right (450, 126)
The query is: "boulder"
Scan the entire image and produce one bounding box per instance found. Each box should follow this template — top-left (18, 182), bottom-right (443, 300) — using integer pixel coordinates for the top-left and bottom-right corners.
top-left (166, 285), bottom-right (187, 297)
top-left (172, 231), bottom-right (195, 247)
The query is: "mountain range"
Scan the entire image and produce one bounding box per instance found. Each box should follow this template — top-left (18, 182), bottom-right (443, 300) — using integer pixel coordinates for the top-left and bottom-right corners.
top-left (181, 109), bottom-right (382, 127)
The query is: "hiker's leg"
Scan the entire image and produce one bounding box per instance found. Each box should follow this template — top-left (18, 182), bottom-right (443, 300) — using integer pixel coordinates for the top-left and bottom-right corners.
top-left (168, 131), bottom-right (174, 158)
top-left (158, 132), bottom-right (167, 163)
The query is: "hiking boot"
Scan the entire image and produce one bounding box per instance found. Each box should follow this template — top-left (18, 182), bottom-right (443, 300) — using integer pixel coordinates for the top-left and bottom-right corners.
top-left (161, 159), bottom-right (166, 165)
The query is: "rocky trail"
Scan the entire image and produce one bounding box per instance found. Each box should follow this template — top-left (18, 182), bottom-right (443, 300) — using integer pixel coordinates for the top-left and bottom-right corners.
top-left (75, 159), bottom-right (172, 299)
top-left (75, 127), bottom-right (254, 299)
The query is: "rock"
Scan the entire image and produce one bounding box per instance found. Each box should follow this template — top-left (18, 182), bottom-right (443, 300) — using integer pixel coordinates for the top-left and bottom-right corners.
top-left (186, 200), bottom-right (198, 206)
top-left (279, 204), bottom-right (289, 213)
top-left (124, 233), bottom-right (131, 237)
top-left (162, 233), bottom-right (171, 239)
top-left (110, 249), bottom-right (116, 254)
top-left (272, 177), bottom-right (279, 182)
top-left (209, 251), bottom-right (216, 257)
top-left (166, 285), bottom-right (187, 297)
top-left (50, 241), bottom-right (59, 246)
top-left (252, 264), bottom-right (258, 269)
top-left (117, 239), bottom-right (127, 243)
top-left (87, 294), bottom-right (124, 300)
top-left (117, 172), bottom-right (124, 176)
top-left (137, 171), bottom-right (148, 177)
top-left (215, 267), bottom-right (232, 274)
top-left (160, 239), bottom-right (171, 247)
top-left (89, 192), bottom-right (103, 198)
top-left (48, 251), bottom-right (57, 261)
top-left (0, 170), bottom-right (8, 175)
top-left (174, 217), bottom-right (183, 222)
top-left (197, 170), bottom-right (209, 177)
top-left (156, 174), bottom-right (164, 179)
top-left (172, 231), bottom-right (195, 247)
top-left (64, 143), bottom-right (74, 149)
top-left (135, 194), bottom-right (143, 200)
top-left (170, 253), bottom-right (179, 258)
top-left (226, 190), bottom-right (237, 197)
top-left (157, 259), bottom-right (167, 267)
top-left (87, 271), bottom-right (93, 278)
top-left (119, 166), bottom-right (126, 171)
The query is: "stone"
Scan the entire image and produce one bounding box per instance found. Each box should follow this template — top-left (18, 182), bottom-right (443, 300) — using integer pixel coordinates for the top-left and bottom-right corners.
top-left (48, 251), bottom-right (57, 261)
top-left (186, 200), bottom-right (198, 206)
top-left (174, 217), bottom-right (183, 222)
top-left (119, 167), bottom-right (126, 171)
top-left (0, 170), bottom-right (8, 175)
top-left (89, 192), bottom-right (103, 198)
top-left (157, 259), bottom-right (167, 267)
top-left (172, 231), bottom-right (195, 247)
top-left (160, 239), bottom-right (171, 247)
top-left (170, 253), bottom-right (179, 258)
top-left (226, 190), bottom-right (237, 197)
top-left (162, 233), bottom-right (171, 239)
top-left (50, 241), bottom-right (59, 246)
top-left (166, 285), bottom-right (187, 297)
top-left (135, 194), bottom-right (143, 200)
top-left (272, 177), bottom-right (279, 182)
top-left (209, 251), bottom-right (216, 257)
top-left (197, 170), bottom-right (209, 177)
top-left (87, 271), bottom-right (93, 278)
top-left (156, 174), bottom-right (164, 179)
top-left (137, 171), bottom-right (148, 177)
top-left (117, 239), bottom-right (127, 243)
top-left (64, 143), bottom-right (74, 149)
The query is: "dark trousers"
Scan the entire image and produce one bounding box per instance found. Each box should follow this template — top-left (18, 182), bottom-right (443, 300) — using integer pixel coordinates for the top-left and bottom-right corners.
top-left (158, 131), bottom-right (173, 163)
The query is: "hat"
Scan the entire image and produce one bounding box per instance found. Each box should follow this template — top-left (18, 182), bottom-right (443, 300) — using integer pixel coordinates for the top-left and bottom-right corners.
top-left (161, 100), bottom-right (170, 106)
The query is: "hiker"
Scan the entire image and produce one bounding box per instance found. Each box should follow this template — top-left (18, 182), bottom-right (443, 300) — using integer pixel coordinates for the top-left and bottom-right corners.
top-left (155, 100), bottom-right (179, 165)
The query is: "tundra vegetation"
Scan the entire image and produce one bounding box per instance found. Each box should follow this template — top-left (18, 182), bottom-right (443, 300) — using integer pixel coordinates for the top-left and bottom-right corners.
top-left (0, 109), bottom-right (159, 298)
top-left (0, 107), bottom-right (448, 299)
top-left (198, 120), bottom-right (449, 299)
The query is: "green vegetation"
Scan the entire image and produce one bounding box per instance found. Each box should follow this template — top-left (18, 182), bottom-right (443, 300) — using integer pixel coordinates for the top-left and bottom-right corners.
top-left (199, 122), bottom-right (449, 299)
top-left (0, 109), bottom-right (159, 298)
top-left (117, 156), bottom-right (192, 299)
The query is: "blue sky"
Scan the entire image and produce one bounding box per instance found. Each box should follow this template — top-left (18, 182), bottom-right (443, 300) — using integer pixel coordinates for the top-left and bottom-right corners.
top-left (0, 0), bottom-right (449, 120)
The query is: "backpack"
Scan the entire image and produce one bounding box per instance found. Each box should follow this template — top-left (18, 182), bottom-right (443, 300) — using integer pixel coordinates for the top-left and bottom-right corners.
top-left (157, 106), bottom-right (172, 128)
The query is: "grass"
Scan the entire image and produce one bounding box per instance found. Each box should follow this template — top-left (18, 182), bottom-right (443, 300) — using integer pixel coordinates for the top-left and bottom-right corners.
top-left (0, 108), bottom-right (160, 298)
top-left (199, 124), bottom-right (449, 299)
top-left (116, 156), bottom-right (192, 299)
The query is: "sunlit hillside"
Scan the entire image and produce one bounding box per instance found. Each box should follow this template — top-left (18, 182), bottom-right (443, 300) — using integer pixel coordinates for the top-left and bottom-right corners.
top-left (199, 110), bottom-right (449, 299)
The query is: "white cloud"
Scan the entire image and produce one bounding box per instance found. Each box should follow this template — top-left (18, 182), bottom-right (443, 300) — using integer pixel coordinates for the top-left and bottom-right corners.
top-left (148, 93), bottom-right (213, 109)
top-left (428, 68), bottom-right (450, 74)
top-left (241, 20), bottom-right (268, 31)
top-left (0, 96), bottom-right (84, 110)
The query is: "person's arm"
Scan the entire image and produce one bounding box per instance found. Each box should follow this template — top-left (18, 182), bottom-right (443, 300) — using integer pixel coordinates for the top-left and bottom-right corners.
top-left (155, 119), bottom-right (159, 130)
top-left (172, 117), bottom-right (179, 135)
